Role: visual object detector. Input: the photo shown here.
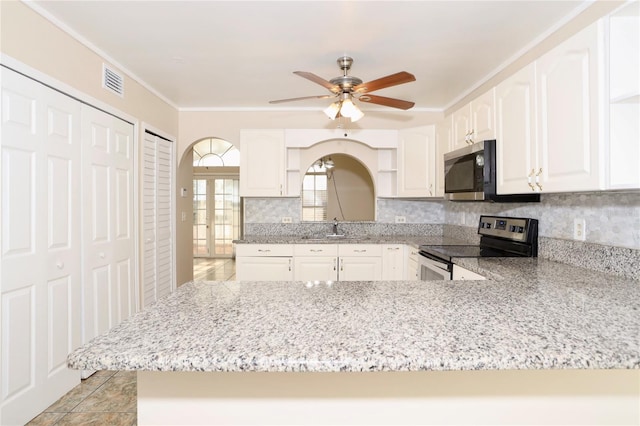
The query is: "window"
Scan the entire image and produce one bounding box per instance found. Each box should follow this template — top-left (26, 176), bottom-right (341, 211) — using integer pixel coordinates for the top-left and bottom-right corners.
top-left (193, 138), bottom-right (239, 167)
top-left (302, 159), bottom-right (330, 221)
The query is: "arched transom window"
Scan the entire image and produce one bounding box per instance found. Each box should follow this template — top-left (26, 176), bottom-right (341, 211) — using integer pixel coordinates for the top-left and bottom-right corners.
top-left (192, 138), bottom-right (239, 167)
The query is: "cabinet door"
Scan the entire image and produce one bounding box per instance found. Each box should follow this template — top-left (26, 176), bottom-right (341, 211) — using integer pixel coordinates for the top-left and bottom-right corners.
top-left (434, 119), bottom-right (451, 197)
top-left (406, 247), bottom-right (419, 280)
top-left (495, 62), bottom-right (537, 195)
top-left (236, 257), bottom-right (293, 281)
top-left (381, 245), bottom-right (405, 280)
top-left (397, 126), bottom-right (436, 197)
top-left (239, 130), bottom-right (284, 196)
top-left (451, 105), bottom-right (472, 150)
top-left (339, 257), bottom-right (382, 281)
top-left (472, 88), bottom-right (496, 141)
top-left (294, 257), bottom-right (338, 282)
top-left (536, 22), bottom-right (603, 192)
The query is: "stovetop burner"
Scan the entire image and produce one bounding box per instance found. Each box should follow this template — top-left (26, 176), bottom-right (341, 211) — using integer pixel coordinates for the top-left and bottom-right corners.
top-left (420, 215), bottom-right (539, 263)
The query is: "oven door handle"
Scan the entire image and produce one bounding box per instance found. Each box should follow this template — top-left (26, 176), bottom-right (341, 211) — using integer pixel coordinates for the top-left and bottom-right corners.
top-left (418, 252), bottom-right (452, 272)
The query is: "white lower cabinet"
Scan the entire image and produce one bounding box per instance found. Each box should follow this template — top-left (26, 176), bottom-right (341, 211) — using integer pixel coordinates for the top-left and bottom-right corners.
top-left (406, 247), bottom-right (419, 280)
top-left (294, 244), bottom-right (338, 281)
top-left (338, 245), bottom-right (383, 281)
top-left (381, 244), bottom-right (406, 280)
top-left (235, 245), bottom-right (293, 281)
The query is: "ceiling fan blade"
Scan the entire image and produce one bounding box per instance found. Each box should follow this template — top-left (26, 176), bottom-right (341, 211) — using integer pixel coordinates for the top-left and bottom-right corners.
top-left (358, 94), bottom-right (415, 110)
top-left (353, 71), bottom-right (416, 94)
top-left (294, 71), bottom-right (340, 92)
top-left (269, 94), bottom-right (335, 104)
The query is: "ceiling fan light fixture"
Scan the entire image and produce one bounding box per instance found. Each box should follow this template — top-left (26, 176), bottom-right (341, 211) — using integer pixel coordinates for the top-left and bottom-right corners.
top-left (323, 101), bottom-right (341, 120)
top-left (339, 97), bottom-right (364, 122)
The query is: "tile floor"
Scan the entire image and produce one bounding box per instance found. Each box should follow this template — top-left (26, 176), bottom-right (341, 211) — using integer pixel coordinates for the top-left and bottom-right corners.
top-left (26, 258), bottom-right (235, 425)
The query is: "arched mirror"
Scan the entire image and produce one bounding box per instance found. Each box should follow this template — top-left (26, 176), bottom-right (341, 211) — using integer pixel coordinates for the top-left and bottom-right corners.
top-left (301, 153), bottom-right (374, 221)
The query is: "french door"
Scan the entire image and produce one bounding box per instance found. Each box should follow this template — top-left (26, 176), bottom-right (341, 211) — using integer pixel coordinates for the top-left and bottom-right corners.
top-left (193, 177), bottom-right (239, 258)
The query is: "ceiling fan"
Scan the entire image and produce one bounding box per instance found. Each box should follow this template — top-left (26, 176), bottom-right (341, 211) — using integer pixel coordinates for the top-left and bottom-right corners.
top-left (269, 56), bottom-right (416, 122)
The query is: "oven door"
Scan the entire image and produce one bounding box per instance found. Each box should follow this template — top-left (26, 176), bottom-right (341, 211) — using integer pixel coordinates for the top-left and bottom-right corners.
top-left (418, 252), bottom-right (452, 281)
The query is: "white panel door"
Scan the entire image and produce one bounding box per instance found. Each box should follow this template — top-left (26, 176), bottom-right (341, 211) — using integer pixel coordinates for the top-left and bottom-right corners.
top-left (81, 106), bottom-right (135, 343)
top-left (142, 132), bottom-right (174, 308)
top-left (1, 69), bottom-right (82, 425)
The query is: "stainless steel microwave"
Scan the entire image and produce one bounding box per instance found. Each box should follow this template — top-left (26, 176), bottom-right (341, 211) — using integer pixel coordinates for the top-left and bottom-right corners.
top-left (444, 140), bottom-right (540, 202)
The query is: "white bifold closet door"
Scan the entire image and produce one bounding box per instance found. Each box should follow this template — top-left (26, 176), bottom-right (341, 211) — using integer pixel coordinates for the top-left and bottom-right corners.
top-left (1, 68), bottom-right (82, 425)
top-left (142, 131), bottom-right (174, 308)
top-left (0, 67), bottom-right (136, 425)
top-left (81, 106), bottom-right (136, 343)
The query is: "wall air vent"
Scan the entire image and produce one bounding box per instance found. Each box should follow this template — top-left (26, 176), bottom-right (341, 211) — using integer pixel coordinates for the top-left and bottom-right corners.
top-left (102, 64), bottom-right (124, 97)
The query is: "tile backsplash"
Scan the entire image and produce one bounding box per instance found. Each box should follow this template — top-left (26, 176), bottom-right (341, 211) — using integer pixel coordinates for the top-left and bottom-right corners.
top-left (244, 192), bottom-right (640, 250)
top-left (444, 191), bottom-right (640, 250)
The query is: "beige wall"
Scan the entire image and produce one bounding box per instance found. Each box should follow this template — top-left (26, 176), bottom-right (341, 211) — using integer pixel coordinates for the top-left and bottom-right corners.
top-left (1, 1), bottom-right (182, 292)
top-left (326, 155), bottom-right (375, 221)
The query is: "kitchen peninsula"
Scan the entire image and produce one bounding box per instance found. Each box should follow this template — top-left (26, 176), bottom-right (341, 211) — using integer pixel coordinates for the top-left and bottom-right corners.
top-left (68, 252), bottom-right (640, 425)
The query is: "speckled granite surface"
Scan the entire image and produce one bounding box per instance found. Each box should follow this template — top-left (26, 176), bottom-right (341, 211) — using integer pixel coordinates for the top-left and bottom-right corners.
top-left (68, 258), bottom-right (640, 373)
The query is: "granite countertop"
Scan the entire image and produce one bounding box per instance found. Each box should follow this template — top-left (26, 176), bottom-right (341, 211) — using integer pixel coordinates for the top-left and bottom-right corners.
top-left (234, 235), bottom-right (466, 247)
top-left (68, 257), bottom-right (640, 373)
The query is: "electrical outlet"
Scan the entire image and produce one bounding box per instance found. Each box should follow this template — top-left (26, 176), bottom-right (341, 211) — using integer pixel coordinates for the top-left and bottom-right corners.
top-left (573, 218), bottom-right (586, 241)
top-left (395, 216), bottom-right (406, 223)
top-left (181, 211), bottom-right (187, 222)
top-left (281, 217), bottom-right (292, 224)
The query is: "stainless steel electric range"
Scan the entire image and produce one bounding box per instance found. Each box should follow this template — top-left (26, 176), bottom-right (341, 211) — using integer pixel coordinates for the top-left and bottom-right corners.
top-left (418, 215), bottom-right (539, 280)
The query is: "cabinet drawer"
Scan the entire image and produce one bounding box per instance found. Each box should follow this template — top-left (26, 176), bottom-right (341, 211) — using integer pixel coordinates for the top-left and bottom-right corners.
top-left (236, 244), bottom-right (293, 257)
top-left (338, 244), bottom-right (382, 257)
top-left (294, 244), bottom-right (338, 256)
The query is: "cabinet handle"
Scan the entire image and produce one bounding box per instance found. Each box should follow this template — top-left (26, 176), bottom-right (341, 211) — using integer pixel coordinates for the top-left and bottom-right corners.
top-left (469, 129), bottom-right (474, 144)
top-left (527, 169), bottom-right (536, 191)
top-left (288, 258), bottom-right (291, 272)
top-left (387, 247), bottom-right (399, 251)
top-left (354, 249), bottom-right (366, 253)
top-left (429, 183), bottom-right (433, 196)
top-left (340, 259), bottom-right (344, 272)
top-left (257, 249), bottom-right (271, 253)
top-left (333, 258), bottom-right (337, 271)
top-left (310, 249), bottom-right (323, 253)
top-left (279, 184), bottom-right (283, 196)
top-left (535, 168), bottom-right (543, 191)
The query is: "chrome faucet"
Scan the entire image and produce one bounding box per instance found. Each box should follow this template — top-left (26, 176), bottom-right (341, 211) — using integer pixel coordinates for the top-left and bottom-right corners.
top-left (332, 217), bottom-right (339, 235)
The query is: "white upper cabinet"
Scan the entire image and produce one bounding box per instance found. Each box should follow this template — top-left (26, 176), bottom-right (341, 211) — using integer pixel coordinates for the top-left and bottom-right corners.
top-left (397, 125), bottom-right (437, 197)
top-left (472, 88), bottom-right (497, 143)
top-left (607, 1), bottom-right (640, 189)
top-left (434, 118), bottom-right (451, 197)
top-left (497, 21), bottom-right (605, 194)
top-left (536, 21), bottom-right (604, 192)
top-left (451, 88), bottom-right (496, 151)
top-left (496, 63), bottom-right (538, 195)
top-left (239, 129), bottom-right (285, 196)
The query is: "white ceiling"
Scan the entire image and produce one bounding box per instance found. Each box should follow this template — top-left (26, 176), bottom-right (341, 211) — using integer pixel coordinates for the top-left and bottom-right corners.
top-left (31, 1), bottom-right (588, 112)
